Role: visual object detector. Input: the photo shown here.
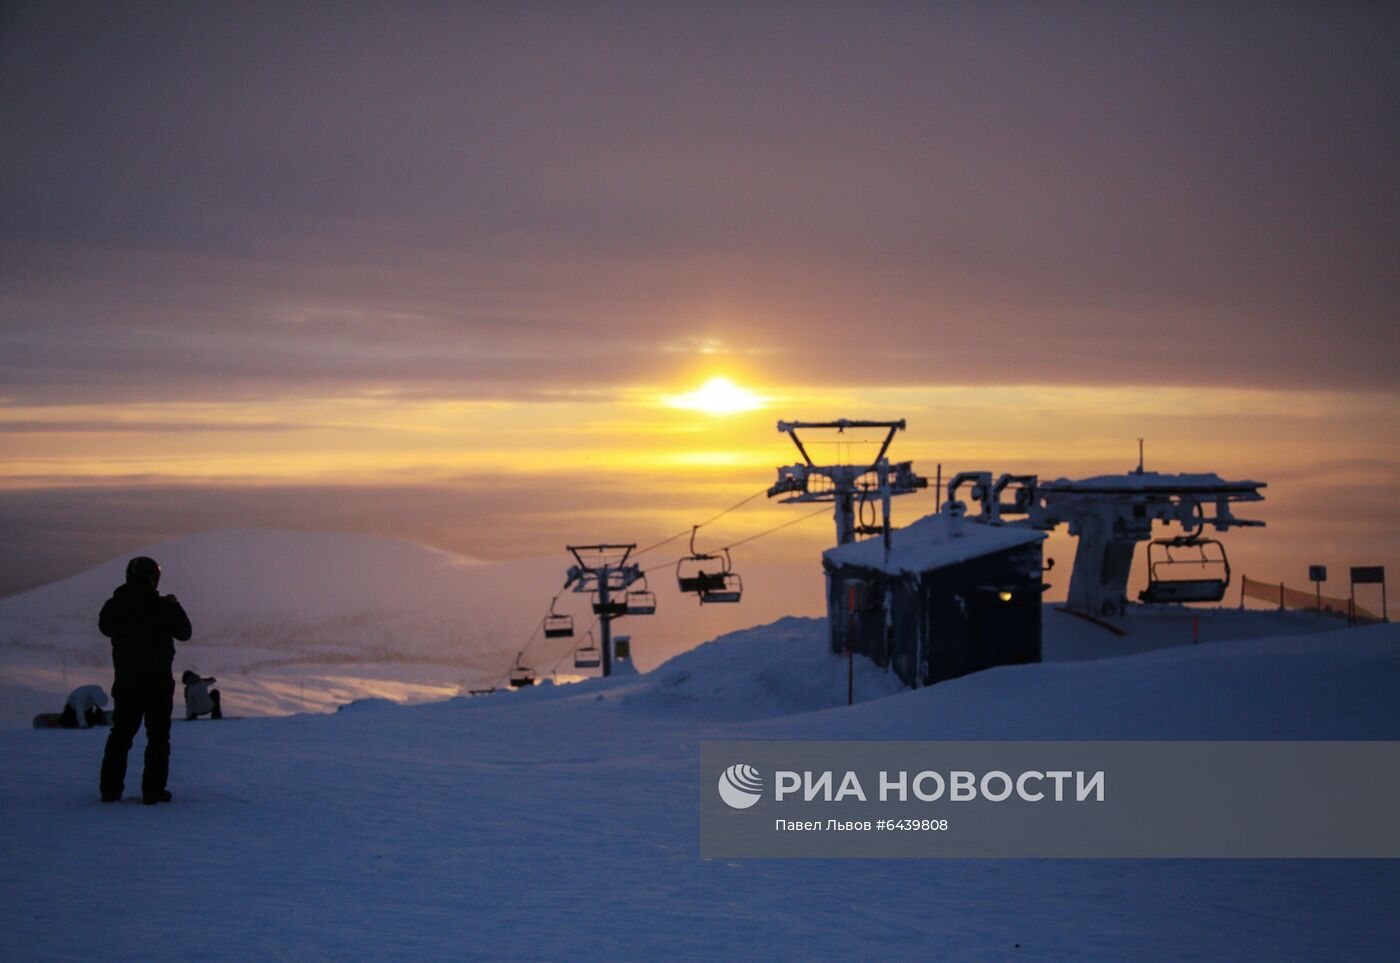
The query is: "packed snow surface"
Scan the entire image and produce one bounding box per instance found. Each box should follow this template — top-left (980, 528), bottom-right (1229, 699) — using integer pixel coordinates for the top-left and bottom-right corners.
top-left (2, 616), bottom-right (1397, 959)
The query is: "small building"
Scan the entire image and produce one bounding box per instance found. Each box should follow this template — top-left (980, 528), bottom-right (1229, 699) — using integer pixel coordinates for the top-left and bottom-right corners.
top-left (822, 511), bottom-right (1047, 688)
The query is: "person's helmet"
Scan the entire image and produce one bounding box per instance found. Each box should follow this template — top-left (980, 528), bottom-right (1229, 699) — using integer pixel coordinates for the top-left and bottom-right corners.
top-left (125, 556), bottom-right (161, 588)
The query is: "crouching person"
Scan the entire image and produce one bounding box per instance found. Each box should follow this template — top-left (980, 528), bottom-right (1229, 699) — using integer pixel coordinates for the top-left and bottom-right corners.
top-left (65, 684), bottom-right (110, 728)
top-left (182, 670), bottom-right (222, 720)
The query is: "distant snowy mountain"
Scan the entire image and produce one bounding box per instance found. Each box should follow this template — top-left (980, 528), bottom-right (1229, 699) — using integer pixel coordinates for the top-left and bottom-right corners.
top-left (0, 529), bottom-right (827, 724)
top-left (0, 530), bottom-right (566, 723)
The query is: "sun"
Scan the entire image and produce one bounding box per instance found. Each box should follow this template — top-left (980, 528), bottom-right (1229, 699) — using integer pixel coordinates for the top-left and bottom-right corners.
top-left (665, 376), bottom-right (765, 415)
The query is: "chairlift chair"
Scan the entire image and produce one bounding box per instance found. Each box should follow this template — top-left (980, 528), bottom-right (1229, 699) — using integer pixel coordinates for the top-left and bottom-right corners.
top-left (676, 527), bottom-right (737, 597)
top-left (508, 665), bottom-right (537, 688)
top-left (700, 571), bottom-right (743, 604)
top-left (573, 633), bottom-right (602, 670)
top-left (591, 590), bottom-right (629, 616)
top-left (543, 600), bottom-right (574, 639)
top-left (626, 577), bottom-right (657, 615)
top-left (1138, 536), bottom-right (1231, 604)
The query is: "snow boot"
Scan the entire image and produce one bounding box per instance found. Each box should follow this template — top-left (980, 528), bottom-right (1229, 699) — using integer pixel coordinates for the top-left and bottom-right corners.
top-left (143, 789), bottom-right (173, 805)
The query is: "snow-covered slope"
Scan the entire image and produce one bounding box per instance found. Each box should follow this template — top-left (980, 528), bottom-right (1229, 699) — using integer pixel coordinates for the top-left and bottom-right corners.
top-left (0, 530), bottom-right (559, 721)
top-left (0, 529), bottom-right (842, 725)
top-left (0, 526), bottom-right (1345, 727)
top-left (1, 619), bottom-right (1396, 959)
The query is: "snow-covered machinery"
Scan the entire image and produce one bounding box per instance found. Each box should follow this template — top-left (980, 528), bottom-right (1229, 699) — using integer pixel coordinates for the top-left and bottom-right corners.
top-left (947, 466), bottom-right (1265, 618)
top-left (768, 419), bottom-right (927, 547)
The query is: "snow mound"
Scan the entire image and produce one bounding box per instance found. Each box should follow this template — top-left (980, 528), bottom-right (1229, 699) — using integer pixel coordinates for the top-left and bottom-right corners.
top-left (763, 621), bottom-right (1400, 741)
top-left (614, 616), bottom-right (906, 721)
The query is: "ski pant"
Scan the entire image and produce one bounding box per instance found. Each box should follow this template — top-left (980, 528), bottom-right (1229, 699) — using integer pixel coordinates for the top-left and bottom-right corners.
top-left (100, 674), bottom-right (174, 800)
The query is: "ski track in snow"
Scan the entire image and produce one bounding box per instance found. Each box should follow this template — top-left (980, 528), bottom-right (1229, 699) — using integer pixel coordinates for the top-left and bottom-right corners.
top-left (3, 614), bottom-right (1399, 959)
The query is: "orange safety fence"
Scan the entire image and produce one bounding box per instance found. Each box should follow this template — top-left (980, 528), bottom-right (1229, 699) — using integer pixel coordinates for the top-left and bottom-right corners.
top-left (1240, 575), bottom-right (1383, 624)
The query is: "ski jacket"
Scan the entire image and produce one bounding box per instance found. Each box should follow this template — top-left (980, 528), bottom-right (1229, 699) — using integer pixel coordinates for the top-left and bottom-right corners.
top-left (184, 676), bottom-right (216, 716)
top-left (99, 583), bottom-right (192, 678)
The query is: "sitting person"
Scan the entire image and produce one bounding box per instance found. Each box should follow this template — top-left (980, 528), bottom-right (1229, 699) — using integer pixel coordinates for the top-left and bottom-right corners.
top-left (64, 684), bottom-right (110, 728)
top-left (181, 670), bottom-right (222, 720)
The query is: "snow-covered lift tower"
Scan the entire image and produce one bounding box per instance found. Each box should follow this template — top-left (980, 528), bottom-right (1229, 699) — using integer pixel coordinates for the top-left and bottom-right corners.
top-left (563, 544), bottom-right (646, 677)
top-left (1020, 471), bottom-right (1266, 618)
top-left (768, 420), bottom-right (927, 546)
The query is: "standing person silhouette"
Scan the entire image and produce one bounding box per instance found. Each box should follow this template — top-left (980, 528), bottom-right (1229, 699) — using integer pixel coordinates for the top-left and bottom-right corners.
top-left (98, 556), bottom-right (192, 804)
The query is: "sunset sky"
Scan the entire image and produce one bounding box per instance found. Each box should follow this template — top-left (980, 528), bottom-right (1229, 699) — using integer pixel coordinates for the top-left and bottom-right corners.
top-left (1, 2), bottom-right (1396, 601)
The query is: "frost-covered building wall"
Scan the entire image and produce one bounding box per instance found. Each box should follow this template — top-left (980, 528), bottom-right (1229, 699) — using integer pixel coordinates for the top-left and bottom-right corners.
top-left (822, 512), bottom-right (1046, 688)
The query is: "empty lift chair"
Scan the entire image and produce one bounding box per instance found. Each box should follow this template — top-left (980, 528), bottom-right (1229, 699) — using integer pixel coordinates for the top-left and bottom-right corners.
top-left (509, 663), bottom-right (537, 688)
top-left (574, 632), bottom-right (601, 670)
top-left (1138, 536), bottom-right (1231, 604)
top-left (626, 576), bottom-right (657, 616)
top-left (543, 597), bottom-right (574, 639)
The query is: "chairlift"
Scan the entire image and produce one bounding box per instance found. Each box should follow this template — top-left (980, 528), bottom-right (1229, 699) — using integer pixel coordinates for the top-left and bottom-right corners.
top-left (591, 590), bottom-right (629, 616)
top-left (1138, 536), bottom-right (1231, 604)
top-left (508, 665), bottom-right (537, 688)
top-left (573, 632), bottom-right (601, 670)
top-left (543, 598), bottom-right (574, 639)
top-left (700, 571), bottom-right (743, 604)
top-left (676, 527), bottom-right (734, 596)
top-left (626, 577), bottom-right (657, 616)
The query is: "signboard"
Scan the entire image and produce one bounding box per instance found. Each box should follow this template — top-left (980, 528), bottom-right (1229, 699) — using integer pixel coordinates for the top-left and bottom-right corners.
top-left (1309, 565), bottom-right (1328, 583)
top-left (1351, 566), bottom-right (1386, 585)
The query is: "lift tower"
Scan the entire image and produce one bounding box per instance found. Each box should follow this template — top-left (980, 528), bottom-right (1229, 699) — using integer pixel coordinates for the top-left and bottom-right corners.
top-left (767, 420), bottom-right (928, 546)
top-left (563, 544), bottom-right (644, 677)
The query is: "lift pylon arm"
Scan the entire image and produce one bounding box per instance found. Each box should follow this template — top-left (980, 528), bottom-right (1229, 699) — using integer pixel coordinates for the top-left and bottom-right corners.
top-left (769, 418), bottom-right (924, 546)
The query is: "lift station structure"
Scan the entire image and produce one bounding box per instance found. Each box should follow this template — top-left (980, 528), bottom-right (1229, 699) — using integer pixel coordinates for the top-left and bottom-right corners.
top-left (943, 468), bottom-right (1266, 618)
top-left (767, 419), bottom-right (928, 547)
top-left (563, 543), bottom-right (650, 677)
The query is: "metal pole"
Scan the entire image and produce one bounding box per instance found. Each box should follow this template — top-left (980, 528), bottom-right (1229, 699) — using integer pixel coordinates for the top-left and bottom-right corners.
top-left (847, 643), bottom-right (854, 706)
top-left (835, 491), bottom-right (855, 545)
top-left (598, 571), bottom-right (613, 677)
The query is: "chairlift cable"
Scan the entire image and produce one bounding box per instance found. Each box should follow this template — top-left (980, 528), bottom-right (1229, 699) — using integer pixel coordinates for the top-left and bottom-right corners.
top-left (721, 505), bottom-right (830, 551)
top-left (639, 503), bottom-right (830, 575)
top-left (633, 486), bottom-right (769, 557)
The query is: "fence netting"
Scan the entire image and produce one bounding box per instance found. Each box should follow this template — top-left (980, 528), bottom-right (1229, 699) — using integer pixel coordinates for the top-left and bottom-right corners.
top-left (1240, 575), bottom-right (1383, 624)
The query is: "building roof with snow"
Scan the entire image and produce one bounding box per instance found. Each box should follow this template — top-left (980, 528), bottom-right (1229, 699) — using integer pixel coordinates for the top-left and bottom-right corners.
top-left (1038, 471), bottom-right (1264, 495)
top-left (822, 512), bottom-right (1045, 577)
